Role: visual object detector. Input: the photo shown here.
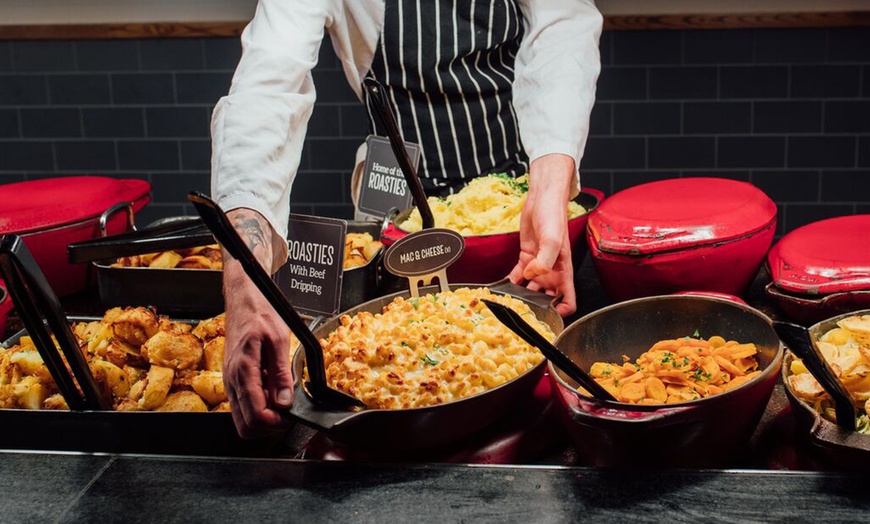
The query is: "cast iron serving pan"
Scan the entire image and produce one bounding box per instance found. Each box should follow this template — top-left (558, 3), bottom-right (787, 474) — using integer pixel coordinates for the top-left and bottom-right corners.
top-left (289, 279), bottom-right (564, 452)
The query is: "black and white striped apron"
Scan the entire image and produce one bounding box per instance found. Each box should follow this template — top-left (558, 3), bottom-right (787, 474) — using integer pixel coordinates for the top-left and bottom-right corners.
top-left (365, 0), bottom-right (527, 197)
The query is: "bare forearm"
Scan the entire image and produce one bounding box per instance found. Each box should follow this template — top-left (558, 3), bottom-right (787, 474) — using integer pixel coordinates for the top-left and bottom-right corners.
top-left (223, 208), bottom-right (276, 274)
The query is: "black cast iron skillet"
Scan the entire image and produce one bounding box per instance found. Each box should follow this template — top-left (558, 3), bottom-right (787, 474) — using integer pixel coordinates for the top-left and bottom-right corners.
top-left (189, 192), bottom-right (564, 452)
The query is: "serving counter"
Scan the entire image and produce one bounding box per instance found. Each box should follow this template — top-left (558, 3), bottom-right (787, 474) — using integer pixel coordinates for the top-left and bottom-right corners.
top-left (1, 268), bottom-right (868, 521)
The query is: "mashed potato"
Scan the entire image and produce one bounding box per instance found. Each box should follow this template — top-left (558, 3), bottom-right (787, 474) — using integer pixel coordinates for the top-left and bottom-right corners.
top-left (401, 174), bottom-right (587, 236)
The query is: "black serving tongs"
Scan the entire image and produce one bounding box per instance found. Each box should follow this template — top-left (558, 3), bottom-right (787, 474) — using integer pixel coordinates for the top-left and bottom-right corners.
top-left (0, 235), bottom-right (110, 411)
top-left (482, 299), bottom-right (618, 403)
top-left (187, 192), bottom-right (365, 410)
top-left (67, 216), bottom-right (214, 264)
top-left (363, 77), bottom-right (434, 230)
top-left (773, 321), bottom-right (858, 431)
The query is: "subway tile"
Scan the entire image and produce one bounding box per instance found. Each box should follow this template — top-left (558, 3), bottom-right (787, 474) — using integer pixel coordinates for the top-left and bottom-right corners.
top-left (311, 70), bottom-right (358, 103)
top-left (596, 67), bottom-right (646, 101)
top-left (588, 102), bottom-right (612, 136)
top-left (826, 27), bottom-right (870, 62)
top-left (0, 142), bottom-right (53, 170)
top-left (824, 101), bottom-right (870, 133)
top-left (317, 38), bottom-right (341, 71)
top-left (309, 203), bottom-right (354, 220)
top-left (821, 170), bottom-right (870, 201)
top-left (578, 137), bottom-right (645, 170)
top-left (611, 31), bottom-right (682, 65)
top-left (754, 101), bottom-right (822, 133)
top-left (752, 170), bottom-right (820, 202)
top-left (76, 40), bottom-right (139, 71)
top-left (788, 136), bottom-right (856, 169)
top-left (792, 65), bottom-right (860, 98)
top-left (598, 32), bottom-right (613, 67)
top-left (48, 74), bottom-right (111, 105)
top-left (0, 75), bottom-right (48, 106)
top-left (305, 138), bottom-right (362, 170)
top-left (578, 171), bottom-right (611, 196)
top-left (0, 174), bottom-right (26, 185)
top-left (649, 67), bottom-right (716, 100)
top-left (865, 66), bottom-right (870, 98)
top-left (82, 108), bottom-right (145, 138)
top-left (694, 171), bottom-right (751, 182)
top-left (55, 141), bottom-right (116, 171)
top-left (783, 203), bottom-right (855, 232)
top-left (754, 29), bottom-right (826, 63)
top-left (118, 141), bottom-right (180, 170)
top-left (339, 104), bottom-right (370, 138)
top-left (718, 136), bottom-right (785, 168)
top-left (683, 102), bottom-right (751, 134)
top-left (860, 137), bottom-right (870, 168)
top-left (150, 171), bottom-right (210, 202)
top-left (204, 38), bottom-right (242, 70)
top-left (175, 72), bottom-right (232, 104)
top-left (684, 30), bottom-right (754, 64)
top-left (720, 66), bottom-right (788, 99)
top-left (146, 107), bottom-right (210, 138)
top-left (0, 109), bottom-right (19, 138)
top-left (612, 171), bottom-right (677, 193)
top-left (613, 102), bottom-right (680, 135)
top-left (291, 172), bottom-right (347, 203)
top-left (648, 137), bottom-right (715, 168)
top-left (181, 140), bottom-right (211, 171)
top-left (139, 39), bottom-right (204, 71)
top-left (307, 105), bottom-right (341, 138)
top-left (11, 41), bottom-right (75, 72)
top-left (112, 73), bottom-right (175, 105)
top-left (20, 108), bottom-right (81, 138)
top-left (136, 204), bottom-right (190, 226)
top-left (0, 43), bottom-right (11, 72)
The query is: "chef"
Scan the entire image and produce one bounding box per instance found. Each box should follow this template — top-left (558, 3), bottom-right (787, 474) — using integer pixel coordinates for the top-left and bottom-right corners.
top-left (211, 0), bottom-right (602, 437)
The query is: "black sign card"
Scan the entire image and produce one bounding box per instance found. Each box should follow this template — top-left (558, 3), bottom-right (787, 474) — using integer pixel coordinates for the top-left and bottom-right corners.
top-left (383, 228), bottom-right (465, 278)
top-left (358, 134), bottom-right (421, 218)
top-left (275, 214), bottom-right (346, 317)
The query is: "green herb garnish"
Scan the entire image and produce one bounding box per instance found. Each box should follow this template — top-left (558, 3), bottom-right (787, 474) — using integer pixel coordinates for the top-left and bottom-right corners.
top-left (421, 354), bottom-right (440, 366)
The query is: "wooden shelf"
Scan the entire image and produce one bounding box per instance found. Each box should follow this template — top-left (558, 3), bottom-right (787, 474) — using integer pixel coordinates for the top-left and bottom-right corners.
top-left (0, 11), bottom-right (868, 40)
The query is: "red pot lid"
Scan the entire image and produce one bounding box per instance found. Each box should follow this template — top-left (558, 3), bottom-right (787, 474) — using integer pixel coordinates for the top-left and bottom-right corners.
top-left (768, 214), bottom-right (870, 295)
top-left (588, 177), bottom-right (776, 256)
top-left (0, 176), bottom-right (151, 234)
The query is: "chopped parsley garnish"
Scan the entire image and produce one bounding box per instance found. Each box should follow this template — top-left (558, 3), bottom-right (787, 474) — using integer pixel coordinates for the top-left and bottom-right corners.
top-left (693, 329), bottom-right (701, 338)
top-left (421, 354), bottom-right (440, 366)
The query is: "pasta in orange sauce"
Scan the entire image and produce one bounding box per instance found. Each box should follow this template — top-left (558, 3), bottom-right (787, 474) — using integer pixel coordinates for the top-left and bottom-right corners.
top-left (585, 335), bottom-right (761, 404)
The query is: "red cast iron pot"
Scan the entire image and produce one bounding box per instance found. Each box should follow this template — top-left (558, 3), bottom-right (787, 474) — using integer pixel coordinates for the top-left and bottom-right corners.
top-left (781, 308), bottom-right (870, 470)
top-left (382, 189), bottom-right (601, 284)
top-left (766, 215), bottom-right (870, 325)
top-left (0, 177), bottom-right (151, 297)
top-left (549, 294), bottom-right (783, 468)
top-left (587, 177), bottom-right (776, 303)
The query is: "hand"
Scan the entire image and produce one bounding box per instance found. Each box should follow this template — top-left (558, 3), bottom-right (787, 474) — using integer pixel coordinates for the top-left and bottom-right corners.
top-left (508, 154), bottom-right (578, 316)
top-left (221, 209), bottom-right (294, 438)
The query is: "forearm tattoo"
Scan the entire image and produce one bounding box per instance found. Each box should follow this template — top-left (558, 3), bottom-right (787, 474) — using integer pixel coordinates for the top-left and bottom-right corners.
top-left (227, 210), bottom-right (273, 271)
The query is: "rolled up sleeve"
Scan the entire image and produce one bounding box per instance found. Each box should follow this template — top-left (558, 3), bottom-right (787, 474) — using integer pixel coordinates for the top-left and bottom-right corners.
top-left (211, 0), bottom-right (333, 270)
top-left (514, 0), bottom-right (602, 195)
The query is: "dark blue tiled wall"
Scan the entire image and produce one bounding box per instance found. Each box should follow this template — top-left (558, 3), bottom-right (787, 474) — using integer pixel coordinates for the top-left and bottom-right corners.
top-left (0, 27), bottom-right (868, 233)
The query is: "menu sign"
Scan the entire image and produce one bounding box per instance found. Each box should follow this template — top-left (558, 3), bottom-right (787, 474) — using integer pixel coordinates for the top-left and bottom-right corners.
top-left (358, 135), bottom-right (421, 218)
top-left (383, 228), bottom-right (465, 278)
top-left (275, 214), bottom-right (346, 317)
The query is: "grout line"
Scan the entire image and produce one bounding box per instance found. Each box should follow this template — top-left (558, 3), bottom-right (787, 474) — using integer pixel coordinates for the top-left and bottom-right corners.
top-left (53, 456), bottom-right (116, 524)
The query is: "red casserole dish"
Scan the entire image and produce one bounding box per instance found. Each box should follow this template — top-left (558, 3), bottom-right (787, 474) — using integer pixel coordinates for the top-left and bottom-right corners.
top-left (766, 215), bottom-right (870, 325)
top-left (587, 177), bottom-right (776, 302)
top-left (0, 177), bottom-right (151, 297)
top-left (382, 189), bottom-right (601, 284)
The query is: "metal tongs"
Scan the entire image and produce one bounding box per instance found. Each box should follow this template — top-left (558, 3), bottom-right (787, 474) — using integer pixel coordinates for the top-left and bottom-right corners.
top-left (363, 77), bottom-right (434, 230)
top-left (482, 299), bottom-right (618, 403)
top-left (773, 321), bottom-right (858, 431)
top-left (0, 235), bottom-right (110, 411)
top-left (187, 192), bottom-right (365, 410)
top-left (67, 216), bottom-right (214, 264)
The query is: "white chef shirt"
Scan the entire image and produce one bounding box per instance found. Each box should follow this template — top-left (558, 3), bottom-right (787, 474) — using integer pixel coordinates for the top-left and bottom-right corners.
top-left (211, 0), bottom-right (602, 270)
